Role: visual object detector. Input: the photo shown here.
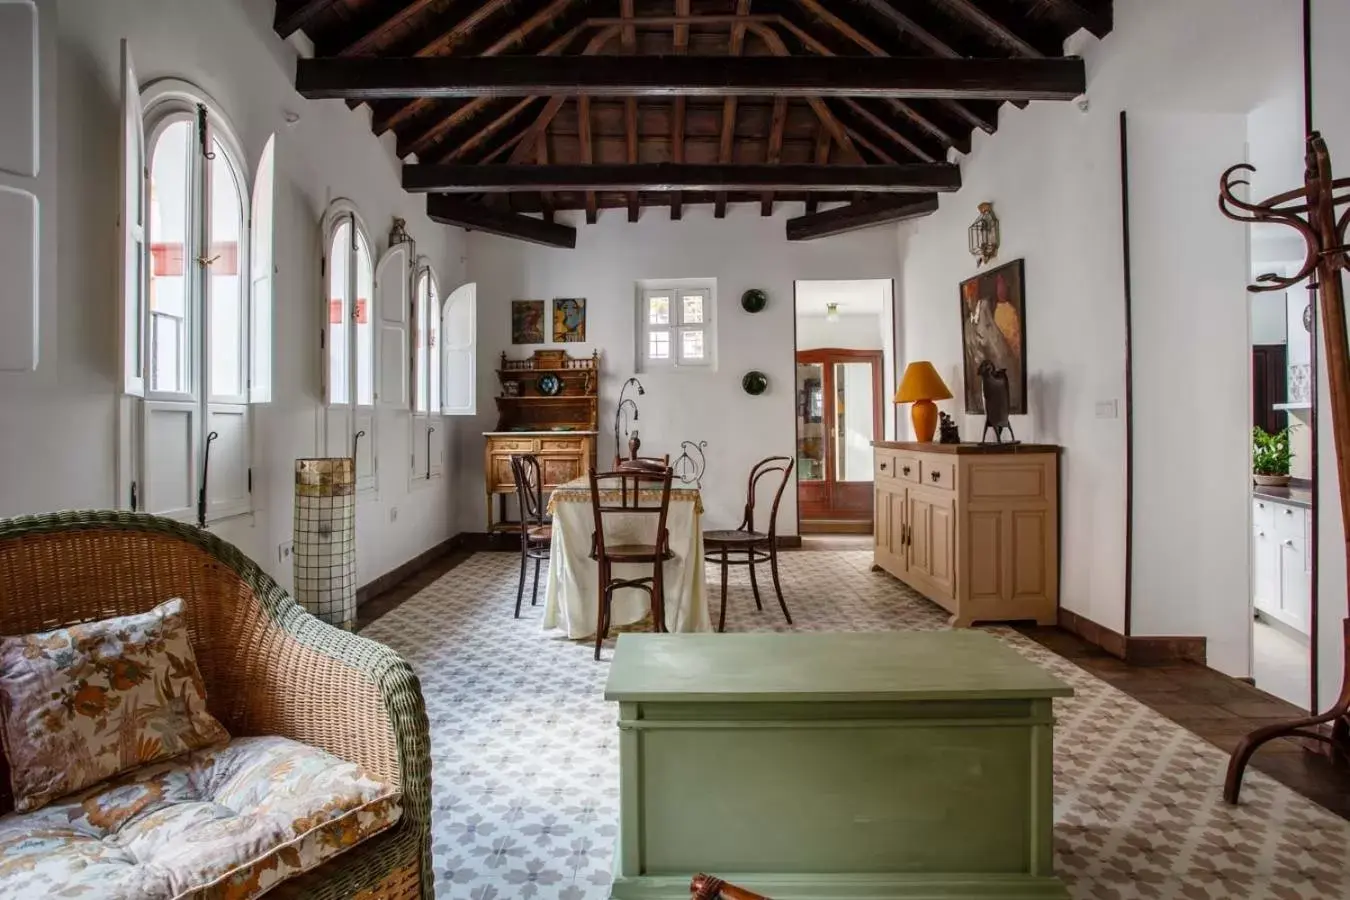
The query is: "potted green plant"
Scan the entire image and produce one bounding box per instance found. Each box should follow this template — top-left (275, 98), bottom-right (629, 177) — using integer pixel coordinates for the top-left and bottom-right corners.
top-left (1252, 426), bottom-right (1293, 487)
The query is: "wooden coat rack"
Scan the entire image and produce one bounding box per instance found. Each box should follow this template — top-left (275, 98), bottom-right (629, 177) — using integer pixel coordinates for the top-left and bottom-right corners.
top-left (1218, 133), bottom-right (1350, 803)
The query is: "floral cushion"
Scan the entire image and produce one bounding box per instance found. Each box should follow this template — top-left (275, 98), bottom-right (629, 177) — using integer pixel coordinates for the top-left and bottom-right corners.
top-left (0, 598), bottom-right (229, 812)
top-left (0, 735), bottom-right (402, 899)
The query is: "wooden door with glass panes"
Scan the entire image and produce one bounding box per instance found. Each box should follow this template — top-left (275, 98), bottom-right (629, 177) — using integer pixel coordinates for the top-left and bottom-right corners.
top-left (796, 349), bottom-right (884, 532)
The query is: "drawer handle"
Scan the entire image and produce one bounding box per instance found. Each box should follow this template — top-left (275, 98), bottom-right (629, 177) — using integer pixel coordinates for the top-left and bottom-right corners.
top-left (1284, 509), bottom-right (1293, 515)
top-left (1284, 539), bottom-right (1295, 546)
top-left (902, 466), bottom-right (912, 476)
top-left (930, 471), bottom-right (941, 483)
top-left (880, 462), bottom-right (888, 471)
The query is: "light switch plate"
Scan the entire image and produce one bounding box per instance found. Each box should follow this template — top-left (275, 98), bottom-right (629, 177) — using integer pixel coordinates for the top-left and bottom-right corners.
top-left (1095, 400), bottom-right (1119, 419)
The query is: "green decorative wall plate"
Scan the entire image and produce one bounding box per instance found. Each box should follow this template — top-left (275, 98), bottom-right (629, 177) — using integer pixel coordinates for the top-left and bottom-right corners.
top-left (741, 289), bottom-right (768, 313)
top-left (742, 371), bottom-right (769, 395)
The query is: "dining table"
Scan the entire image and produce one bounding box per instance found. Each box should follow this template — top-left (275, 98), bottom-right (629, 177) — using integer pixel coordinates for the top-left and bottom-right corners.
top-left (541, 475), bottom-right (712, 639)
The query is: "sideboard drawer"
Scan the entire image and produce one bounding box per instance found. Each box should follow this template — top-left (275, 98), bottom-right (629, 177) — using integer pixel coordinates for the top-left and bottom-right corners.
top-left (921, 459), bottom-right (956, 491)
top-left (540, 437), bottom-right (584, 452)
top-left (492, 437), bottom-right (539, 453)
top-left (895, 456), bottom-right (921, 483)
top-left (875, 452), bottom-right (897, 480)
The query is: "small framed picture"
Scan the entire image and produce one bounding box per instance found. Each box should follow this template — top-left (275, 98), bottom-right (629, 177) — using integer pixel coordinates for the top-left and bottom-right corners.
top-left (553, 298), bottom-right (586, 342)
top-left (512, 300), bottom-right (545, 344)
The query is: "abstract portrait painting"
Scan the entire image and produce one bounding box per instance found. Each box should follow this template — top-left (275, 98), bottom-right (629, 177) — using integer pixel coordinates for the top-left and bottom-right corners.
top-left (959, 259), bottom-right (1027, 414)
top-left (553, 298), bottom-right (586, 343)
top-left (511, 300), bottom-right (545, 344)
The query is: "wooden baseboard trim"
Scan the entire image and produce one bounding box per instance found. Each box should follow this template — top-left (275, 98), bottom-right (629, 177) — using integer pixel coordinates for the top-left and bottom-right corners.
top-left (356, 533), bottom-right (466, 606)
top-left (1058, 608), bottom-right (1207, 666)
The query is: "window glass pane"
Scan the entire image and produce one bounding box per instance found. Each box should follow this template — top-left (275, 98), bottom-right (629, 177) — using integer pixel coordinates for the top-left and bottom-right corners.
top-left (148, 119), bottom-right (191, 394)
top-left (328, 221), bottom-right (350, 405)
top-left (208, 139), bottom-right (245, 398)
top-left (681, 293), bottom-right (704, 324)
top-left (355, 230), bottom-right (375, 406)
top-left (648, 293), bottom-right (670, 325)
top-left (428, 276), bottom-right (441, 413)
top-left (414, 273), bottom-right (428, 413)
top-left (648, 329), bottom-right (670, 360)
top-left (681, 328), bottom-right (705, 361)
top-left (834, 361), bottom-right (876, 481)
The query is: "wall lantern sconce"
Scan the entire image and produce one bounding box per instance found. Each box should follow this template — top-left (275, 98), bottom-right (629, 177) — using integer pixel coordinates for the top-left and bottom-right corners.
top-left (968, 202), bottom-right (1001, 267)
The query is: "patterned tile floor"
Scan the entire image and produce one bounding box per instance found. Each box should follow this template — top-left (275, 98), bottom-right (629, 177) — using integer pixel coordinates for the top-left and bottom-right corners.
top-left (358, 551), bottom-right (1350, 899)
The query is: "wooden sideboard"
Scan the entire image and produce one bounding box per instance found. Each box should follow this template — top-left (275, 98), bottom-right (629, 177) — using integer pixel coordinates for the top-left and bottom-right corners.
top-left (872, 441), bottom-right (1060, 627)
top-left (485, 350), bottom-right (599, 531)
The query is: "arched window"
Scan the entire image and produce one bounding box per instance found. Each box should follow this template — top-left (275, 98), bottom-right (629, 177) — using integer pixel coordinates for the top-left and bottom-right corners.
top-left (119, 52), bottom-right (273, 522)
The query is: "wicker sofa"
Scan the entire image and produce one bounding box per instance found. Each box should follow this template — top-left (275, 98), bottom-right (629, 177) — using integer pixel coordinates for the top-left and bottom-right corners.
top-left (0, 511), bottom-right (433, 899)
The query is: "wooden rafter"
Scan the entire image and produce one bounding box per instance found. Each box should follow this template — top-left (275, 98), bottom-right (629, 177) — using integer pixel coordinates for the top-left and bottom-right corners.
top-left (275, 0), bottom-right (335, 39)
top-left (427, 195), bottom-right (576, 249)
top-left (505, 27), bottom-right (622, 168)
top-left (804, 127), bottom-right (832, 215)
top-left (760, 97), bottom-right (788, 216)
top-left (438, 98), bottom-right (537, 163)
top-left (929, 0), bottom-right (1044, 57)
top-left (537, 131), bottom-right (555, 223)
top-left (842, 99), bottom-right (934, 162)
top-left (299, 55), bottom-right (1087, 102)
top-left (376, 0), bottom-right (521, 135)
top-left (622, 0), bottom-right (639, 222)
top-left (743, 24), bottom-right (860, 164)
top-left (715, 0), bottom-right (753, 219)
top-left (844, 0), bottom-right (999, 133)
top-left (577, 97), bottom-right (597, 223)
top-left (671, 0), bottom-right (692, 220)
top-left (1035, 0), bottom-right (1113, 38)
top-left (402, 163), bottom-right (963, 194)
top-left (338, 0), bottom-right (439, 57)
top-left (786, 194), bottom-right (940, 241)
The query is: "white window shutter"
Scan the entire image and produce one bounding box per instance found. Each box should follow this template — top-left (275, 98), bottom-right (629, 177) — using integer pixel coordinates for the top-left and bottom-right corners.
top-left (374, 241), bottom-right (410, 408)
top-left (118, 39), bottom-right (146, 396)
top-left (441, 282), bottom-right (476, 416)
top-left (0, 0), bottom-right (40, 373)
top-left (249, 135), bottom-right (275, 404)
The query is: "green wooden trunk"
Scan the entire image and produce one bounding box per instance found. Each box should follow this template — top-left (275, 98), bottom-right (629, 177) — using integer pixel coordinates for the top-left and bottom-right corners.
top-left (603, 631), bottom-right (1073, 899)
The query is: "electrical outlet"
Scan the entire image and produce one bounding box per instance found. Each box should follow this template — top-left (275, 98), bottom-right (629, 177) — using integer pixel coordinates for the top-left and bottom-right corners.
top-left (389, 506), bottom-right (399, 523)
top-left (278, 541), bottom-right (294, 564)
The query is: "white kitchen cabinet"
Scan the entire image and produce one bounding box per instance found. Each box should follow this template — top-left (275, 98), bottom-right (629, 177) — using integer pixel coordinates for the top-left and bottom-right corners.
top-left (1252, 497), bottom-right (1311, 636)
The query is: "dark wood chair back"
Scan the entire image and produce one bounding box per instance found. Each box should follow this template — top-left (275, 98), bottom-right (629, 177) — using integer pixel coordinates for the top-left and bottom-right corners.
top-left (588, 466), bottom-right (674, 557)
top-left (740, 456), bottom-right (794, 538)
top-left (510, 454), bottom-right (547, 529)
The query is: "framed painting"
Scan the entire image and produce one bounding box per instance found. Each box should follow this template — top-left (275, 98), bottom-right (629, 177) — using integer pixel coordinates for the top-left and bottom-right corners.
top-left (511, 300), bottom-right (545, 344)
top-left (959, 259), bottom-right (1027, 415)
top-left (554, 298), bottom-right (586, 342)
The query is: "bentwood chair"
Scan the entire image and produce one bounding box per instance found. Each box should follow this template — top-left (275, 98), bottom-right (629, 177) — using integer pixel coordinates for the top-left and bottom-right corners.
top-left (510, 454), bottom-right (552, 617)
top-left (588, 466), bottom-right (675, 660)
top-left (703, 456), bottom-right (795, 632)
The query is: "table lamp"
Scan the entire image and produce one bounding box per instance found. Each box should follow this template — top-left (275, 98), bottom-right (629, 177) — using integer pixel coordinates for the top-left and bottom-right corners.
top-left (895, 361), bottom-right (953, 443)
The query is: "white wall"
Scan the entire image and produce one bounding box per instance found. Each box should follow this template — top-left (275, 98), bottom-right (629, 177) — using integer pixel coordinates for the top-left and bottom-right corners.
top-left (797, 314), bottom-right (884, 352)
top-left (460, 210), bottom-right (901, 535)
top-left (895, 0), bottom-right (1300, 677)
top-left (0, 0), bottom-right (466, 589)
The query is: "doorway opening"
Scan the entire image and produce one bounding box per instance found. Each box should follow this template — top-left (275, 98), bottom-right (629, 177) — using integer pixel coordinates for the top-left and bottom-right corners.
top-left (793, 279), bottom-right (895, 535)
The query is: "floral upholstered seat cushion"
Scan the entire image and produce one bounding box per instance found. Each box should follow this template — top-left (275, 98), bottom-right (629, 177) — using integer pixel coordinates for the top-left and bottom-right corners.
top-left (0, 597), bottom-right (229, 811)
top-left (0, 735), bottom-right (402, 900)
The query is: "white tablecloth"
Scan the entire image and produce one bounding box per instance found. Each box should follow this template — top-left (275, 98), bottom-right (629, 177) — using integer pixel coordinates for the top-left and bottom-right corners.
top-left (541, 477), bottom-right (711, 639)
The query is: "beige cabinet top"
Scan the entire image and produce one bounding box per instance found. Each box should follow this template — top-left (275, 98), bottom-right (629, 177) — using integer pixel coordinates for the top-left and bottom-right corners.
top-left (872, 441), bottom-right (1061, 455)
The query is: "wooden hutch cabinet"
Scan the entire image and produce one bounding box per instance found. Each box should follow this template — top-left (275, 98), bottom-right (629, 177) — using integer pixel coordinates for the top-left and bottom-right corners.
top-left (872, 441), bottom-right (1060, 627)
top-left (484, 350), bottom-right (599, 531)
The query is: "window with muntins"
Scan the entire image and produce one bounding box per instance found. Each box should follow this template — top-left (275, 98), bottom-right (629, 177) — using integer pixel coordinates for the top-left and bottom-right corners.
top-left (638, 285), bottom-right (714, 370)
top-left (119, 53), bottom-right (273, 523)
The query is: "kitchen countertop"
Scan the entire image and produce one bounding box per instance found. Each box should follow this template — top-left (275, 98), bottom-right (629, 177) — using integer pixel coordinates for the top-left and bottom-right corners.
top-left (1253, 484), bottom-right (1313, 510)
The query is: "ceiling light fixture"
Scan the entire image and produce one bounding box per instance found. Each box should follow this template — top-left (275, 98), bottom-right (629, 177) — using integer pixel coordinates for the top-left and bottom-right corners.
top-left (826, 302), bottom-right (840, 323)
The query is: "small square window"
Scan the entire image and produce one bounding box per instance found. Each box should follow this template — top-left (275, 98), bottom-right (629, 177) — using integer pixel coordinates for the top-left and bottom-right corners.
top-left (649, 329), bottom-right (671, 360)
top-left (649, 294), bottom-right (670, 325)
top-left (681, 294), bottom-right (704, 324)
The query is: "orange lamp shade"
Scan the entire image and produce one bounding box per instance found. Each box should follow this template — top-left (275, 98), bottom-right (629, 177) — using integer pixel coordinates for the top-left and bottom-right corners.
top-left (894, 362), bottom-right (953, 443)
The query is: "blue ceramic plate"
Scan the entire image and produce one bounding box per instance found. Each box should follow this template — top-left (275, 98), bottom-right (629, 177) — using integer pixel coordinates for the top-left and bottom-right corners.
top-left (536, 374), bottom-right (563, 396)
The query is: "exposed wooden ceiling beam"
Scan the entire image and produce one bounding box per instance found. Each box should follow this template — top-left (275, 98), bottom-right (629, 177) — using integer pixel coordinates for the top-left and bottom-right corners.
top-left (842, 99), bottom-right (934, 162)
top-left (403, 163), bottom-right (962, 194)
top-left (504, 26), bottom-right (621, 165)
top-left (438, 98), bottom-right (537, 163)
top-left (427, 195), bottom-right (577, 249)
top-left (786, 194), bottom-right (940, 241)
top-left (275, 0), bottom-right (336, 40)
top-left (805, 123), bottom-right (833, 216)
top-left (295, 56), bottom-right (1088, 102)
top-left (338, 0), bottom-right (439, 56)
top-left (716, 0), bottom-right (753, 219)
top-left (671, 0), bottom-right (691, 221)
top-left (929, 0), bottom-right (1043, 57)
top-left (760, 97), bottom-right (788, 216)
top-left (537, 134), bottom-right (555, 223)
top-left (577, 98), bottom-right (598, 223)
